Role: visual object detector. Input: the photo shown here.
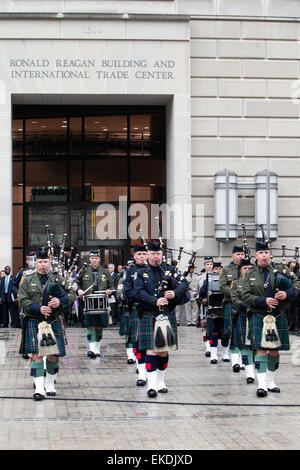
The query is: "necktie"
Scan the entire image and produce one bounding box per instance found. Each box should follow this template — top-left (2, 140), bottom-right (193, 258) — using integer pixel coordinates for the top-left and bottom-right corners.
top-left (92, 270), bottom-right (99, 289)
top-left (263, 268), bottom-right (273, 298)
top-left (5, 275), bottom-right (9, 293)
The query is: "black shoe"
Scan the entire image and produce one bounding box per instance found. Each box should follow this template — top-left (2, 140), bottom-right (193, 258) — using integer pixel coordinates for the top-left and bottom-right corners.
top-left (33, 393), bottom-right (44, 401)
top-left (136, 379), bottom-right (146, 387)
top-left (222, 358), bottom-right (230, 363)
top-left (127, 359), bottom-right (135, 364)
top-left (158, 387), bottom-right (168, 393)
top-left (268, 386), bottom-right (280, 393)
top-left (205, 351), bottom-right (211, 357)
top-left (246, 377), bottom-right (255, 384)
top-left (147, 389), bottom-right (157, 398)
top-left (22, 354), bottom-right (30, 360)
top-left (256, 388), bottom-right (268, 397)
top-left (210, 359), bottom-right (217, 364)
top-left (232, 364), bottom-right (240, 373)
top-left (46, 391), bottom-right (56, 397)
top-left (87, 351), bottom-right (97, 359)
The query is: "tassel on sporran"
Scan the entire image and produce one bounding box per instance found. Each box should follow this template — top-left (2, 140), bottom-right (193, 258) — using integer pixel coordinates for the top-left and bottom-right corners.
top-left (260, 314), bottom-right (281, 349)
top-left (37, 321), bottom-right (59, 356)
top-left (153, 314), bottom-right (176, 353)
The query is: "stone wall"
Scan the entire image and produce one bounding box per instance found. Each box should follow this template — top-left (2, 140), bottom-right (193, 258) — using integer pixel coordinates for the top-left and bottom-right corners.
top-left (190, 16), bottom-right (300, 266)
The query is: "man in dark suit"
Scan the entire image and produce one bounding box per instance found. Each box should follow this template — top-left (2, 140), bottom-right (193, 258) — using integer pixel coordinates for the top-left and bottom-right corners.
top-left (0, 266), bottom-right (18, 328)
top-left (108, 263), bottom-right (119, 324)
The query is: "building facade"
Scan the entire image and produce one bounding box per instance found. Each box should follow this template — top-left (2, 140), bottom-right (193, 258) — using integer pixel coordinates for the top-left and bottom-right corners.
top-left (0, 0), bottom-right (300, 270)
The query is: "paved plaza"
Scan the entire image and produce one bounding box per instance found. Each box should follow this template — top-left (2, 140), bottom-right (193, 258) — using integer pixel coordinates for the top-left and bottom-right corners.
top-left (0, 325), bottom-right (300, 451)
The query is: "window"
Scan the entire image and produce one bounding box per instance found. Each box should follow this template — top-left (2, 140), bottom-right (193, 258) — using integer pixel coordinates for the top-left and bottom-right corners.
top-left (12, 105), bottom-right (166, 269)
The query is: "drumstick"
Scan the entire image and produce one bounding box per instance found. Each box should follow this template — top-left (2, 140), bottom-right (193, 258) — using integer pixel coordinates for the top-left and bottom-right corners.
top-left (82, 284), bottom-right (94, 296)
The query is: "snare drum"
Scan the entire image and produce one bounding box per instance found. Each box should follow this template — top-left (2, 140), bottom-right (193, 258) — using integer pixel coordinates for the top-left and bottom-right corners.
top-left (83, 291), bottom-right (109, 327)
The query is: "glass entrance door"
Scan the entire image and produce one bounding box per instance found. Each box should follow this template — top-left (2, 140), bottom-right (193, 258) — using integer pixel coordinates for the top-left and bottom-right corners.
top-left (101, 247), bottom-right (125, 267)
top-left (80, 246), bottom-right (127, 268)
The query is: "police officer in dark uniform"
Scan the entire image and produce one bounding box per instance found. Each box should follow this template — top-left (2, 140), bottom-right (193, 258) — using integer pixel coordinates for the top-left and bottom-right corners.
top-left (134, 240), bottom-right (189, 398)
top-left (122, 244), bottom-right (148, 386)
top-left (199, 262), bottom-right (230, 364)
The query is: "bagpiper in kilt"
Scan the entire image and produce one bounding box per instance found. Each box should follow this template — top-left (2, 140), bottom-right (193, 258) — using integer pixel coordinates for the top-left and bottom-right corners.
top-left (134, 240), bottom-right (189, 398)
top-left (18, 247), bottom-right (76, 401)
top-left (230, 258), bottom-right (256, 384)
top-left (219, 245), bottom-right (246, 372)
top-left (122, 245), bottom-right (148, 387)
top-left (241, 241), bottom-right (300, 397)
top-left (199, 262), bottom-right (230, 364)
top-left (76, 250), bottom-right (114, 359)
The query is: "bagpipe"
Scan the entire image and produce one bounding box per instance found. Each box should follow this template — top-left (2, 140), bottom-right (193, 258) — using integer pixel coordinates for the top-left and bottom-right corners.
top-left (45, 225), bottom-right (61, 273)
top-left (68, 261), bottom-right (88, 289)
top-left (259, 224), bottom-right (296, 292)
top-left (149, 222), bottom-right (193, 308)
top-left (36, 271), bottom-right (69, 356)
top-left (58, 232), bottom-right (68, 276)
top-left (242, 223), bottom-right (298, 292)
top-left (43, 271), bottom-right (71, 312)
top-left (139, 226), bottom-right (173, 296)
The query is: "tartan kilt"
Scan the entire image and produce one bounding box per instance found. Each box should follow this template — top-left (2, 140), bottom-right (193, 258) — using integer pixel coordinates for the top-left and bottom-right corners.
top-left (23, 317), bottom-right (66, 357)
top-left (128, 305), bottom-right (139, 346)
top-left (206, 317), bottom-right (225, 338)
top-left (224, 302), bottom-right (236, 337)
top-left (138, 310), bottom-right (178, 351)
top-left (119, 306), bottom-right (139, 347)
top-left (230, 312), bottom-right (247, 350)
top-left (84, 312), bottom-right (107, 328)
top-left (248, 312), bottom-right (290, 351)
top-left (119, 308), bottom-right (128, 337)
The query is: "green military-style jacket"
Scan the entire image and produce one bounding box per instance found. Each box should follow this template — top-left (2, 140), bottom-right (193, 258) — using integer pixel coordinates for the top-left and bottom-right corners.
top-left (18, 271), bottom-right (76, 321)
top-left (230, 276), bottom-right (250, 313)
top-left (116, 276), bottom-right (124, 303)
top-left (241, 263), bottom-right (300, 316)
top-left (77, 265), bottom-right (114, 293)
top-left (219, 262), bottom-right (241, 303)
